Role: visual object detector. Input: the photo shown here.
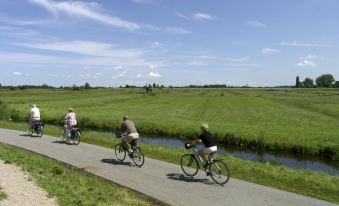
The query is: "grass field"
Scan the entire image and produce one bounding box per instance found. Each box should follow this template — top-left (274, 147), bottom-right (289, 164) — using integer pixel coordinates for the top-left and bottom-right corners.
top-left (0, 142), bottom-right (160, 206)
top-left (0, 88), bottom-right (339, 159)
top-left (0, 187), bottom-right (6, 201)
top-left (0, 120), bottom-right (338, 204)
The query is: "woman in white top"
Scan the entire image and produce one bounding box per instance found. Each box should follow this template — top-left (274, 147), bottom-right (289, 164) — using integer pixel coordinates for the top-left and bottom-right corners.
top-left (29, 104), bottom-right (40, 128)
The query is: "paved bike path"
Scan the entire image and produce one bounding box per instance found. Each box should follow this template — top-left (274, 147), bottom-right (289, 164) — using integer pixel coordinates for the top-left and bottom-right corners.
top-left (0, 128), bottom-right (336, 206)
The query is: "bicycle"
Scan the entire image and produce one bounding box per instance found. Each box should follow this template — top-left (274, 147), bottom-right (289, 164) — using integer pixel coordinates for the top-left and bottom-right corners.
top-left (60, 126), bottom-right (81, 145)
top-left (179, 137), bottom-right (230, 185)
top-left (114, 135), bottom-right (145, 167)
top-left (27, 120), bottom-right (44, 137)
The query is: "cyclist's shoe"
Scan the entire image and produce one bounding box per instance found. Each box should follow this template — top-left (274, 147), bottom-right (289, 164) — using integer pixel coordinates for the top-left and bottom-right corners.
top-left (128, 149), bottom-right (133, 158)
top-left (206, 171), bottom-right (211, 176)
top-left (203, 162), bottom-right (212, 171)
top-left (203, 163), bottom-right (208, 170)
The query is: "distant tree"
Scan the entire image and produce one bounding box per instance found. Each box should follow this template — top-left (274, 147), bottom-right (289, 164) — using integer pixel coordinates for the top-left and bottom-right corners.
top-left (0, 83), bottom-right (2, 88)
top-left (334, 81), bottom-right (339, 88)
top-left (296, 76), bottom-right (300, 88)
top-left (153, 83), bottom-right (156, 88)
top-left (84, 82), bottom-right (91, 89)
top-left (72, 84), bottom-right (80, 91)
top-left (303, 78), bottom-right (314, 88)
top-left (316, 74), bottom-right (335, 88)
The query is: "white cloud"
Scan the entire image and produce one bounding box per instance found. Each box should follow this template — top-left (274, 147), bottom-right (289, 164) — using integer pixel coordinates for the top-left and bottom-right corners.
top-left (192, 12), bottom-right (214, 21)
top-left (0, 25), bottom-right (39, 37)
top-left (280, 41), bottom-right (331, 48)
top-left (296, 55), bottom-right (317, 67)
top-left (14, 41), bottom-right (164, 68)
top-left (188, 60), bottom-right (206, 66)
top-left (149, 64), bottom-right (158, 69)
top-left (0, 15), bottom-right (56, 26)
top-left (175, 12), bottom-right (214, 21)
top-left (16, 41), bottom-right (151, 59)
top-left (13, 72), bottom-right (22, 75)
top-left (296, 60), bottom-right (316, 67)
top-left (141, 24), bottom-right (160, 31)
top-left (29, 0), bottom-right (140, 30)
top-left (118, 71), bottom-right (127, 77)
top-left (149, 71), bottom-right (160, 78)
top-left (131, 0), bottom-right (157, 5)
top-left (262, 48), bottom-right (280, 54)
top-left (165, 27), bottom-right (191, 35)
top-left (136, 74), bottom-right (142, 78)
top-left (247, 21), bottom-right (269, 29)
top-left (175, 12), bottom-right (189, 20)
top-left (112, 71), bottom-right (127, 79)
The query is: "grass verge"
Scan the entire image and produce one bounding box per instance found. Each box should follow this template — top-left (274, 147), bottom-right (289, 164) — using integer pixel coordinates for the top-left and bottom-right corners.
top-left (0, 120), bottom-right (338, 204)
top-left (0, 141), bottom-right (162, 206)
top-left (0, 187), bottom-right (7, 201)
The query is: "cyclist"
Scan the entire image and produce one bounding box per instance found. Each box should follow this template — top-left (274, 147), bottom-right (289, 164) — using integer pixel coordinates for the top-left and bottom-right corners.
top-left (29, 104), bottom-right (41, 129)
top-left (120, 115), bottom-right (139, 157)
top-left (64, 108), bottom-right (77, 139)
top-left (186, 123), bottom-right (217, 175)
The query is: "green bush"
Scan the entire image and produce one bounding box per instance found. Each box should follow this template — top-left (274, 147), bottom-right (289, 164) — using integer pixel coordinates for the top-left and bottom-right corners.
top-left (0, 101), bottom-right (9, 120)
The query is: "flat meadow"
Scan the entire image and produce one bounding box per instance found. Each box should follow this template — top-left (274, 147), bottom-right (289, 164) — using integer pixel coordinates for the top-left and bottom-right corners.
top-left (0, 87), bottom-right (338, 159)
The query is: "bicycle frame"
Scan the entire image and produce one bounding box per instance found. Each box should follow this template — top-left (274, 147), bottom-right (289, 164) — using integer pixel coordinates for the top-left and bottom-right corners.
top-left (190, 146), bottom-right (205, 167)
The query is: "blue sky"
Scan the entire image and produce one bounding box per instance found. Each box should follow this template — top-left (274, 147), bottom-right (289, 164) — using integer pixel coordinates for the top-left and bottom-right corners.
top-left (0, 0), bottom-right (338, 87)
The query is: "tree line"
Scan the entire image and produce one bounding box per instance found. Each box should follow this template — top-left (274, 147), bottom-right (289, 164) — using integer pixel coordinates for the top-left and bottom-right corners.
top-left (295, 74), bottom-right (339, 88)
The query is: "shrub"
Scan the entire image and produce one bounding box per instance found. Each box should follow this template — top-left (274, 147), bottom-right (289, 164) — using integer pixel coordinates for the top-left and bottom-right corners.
top-left (0, 101), bottom-right (9, 120)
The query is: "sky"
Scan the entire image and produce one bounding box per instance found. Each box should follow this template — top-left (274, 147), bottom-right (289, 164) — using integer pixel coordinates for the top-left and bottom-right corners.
top-left (0, 0), bottom-right (338, 87)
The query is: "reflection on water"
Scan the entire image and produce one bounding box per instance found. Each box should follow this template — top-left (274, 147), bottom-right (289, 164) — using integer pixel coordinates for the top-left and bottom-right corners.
top-left (89, 131), bottom-right (339, 175)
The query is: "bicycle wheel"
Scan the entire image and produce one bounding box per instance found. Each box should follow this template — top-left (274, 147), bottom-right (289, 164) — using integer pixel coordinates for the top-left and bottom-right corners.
top-left (180, 154), bottom-right (199, 176)
top-left (132, 148), bottom-right (145, 167)
top-left (28, 129), bottom-right (33, 136)
top-left (27, 122), bottom-right (34, 136)
top-left (60, 128), bottom-right (68, 142)
top-left (37, 126), bottom-right (43, 137)
top-left (210, 160), bottom-right (230, 185)
top-left (115, 144), bottom-right (126, 161)
top-left (72, 131), bottom-right (81, 145)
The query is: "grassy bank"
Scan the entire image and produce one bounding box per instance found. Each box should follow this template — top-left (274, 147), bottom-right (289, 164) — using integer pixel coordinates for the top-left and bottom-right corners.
top-left (0, 187), bottom-right (6, 201)
top-left (0, 88), bottom-right (338, 160)
top-left (0, 141), bottom-right (161, 205)
top-left (0, 120), bottom-right (338, 204)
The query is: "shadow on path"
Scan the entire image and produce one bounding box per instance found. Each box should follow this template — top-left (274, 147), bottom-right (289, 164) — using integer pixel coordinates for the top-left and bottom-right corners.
top-left (52, 140), bottom-right (76, 145)
top-left (166, 173), bottom-right (219, 186)
top-left (101, 158), bottom-right (134, 167)
top-left (19, 133), bottom-right (41, 138)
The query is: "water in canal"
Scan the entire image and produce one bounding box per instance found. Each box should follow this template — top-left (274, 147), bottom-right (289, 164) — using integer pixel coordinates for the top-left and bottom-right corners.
top-left (89, 131), bottom-right (339, 175)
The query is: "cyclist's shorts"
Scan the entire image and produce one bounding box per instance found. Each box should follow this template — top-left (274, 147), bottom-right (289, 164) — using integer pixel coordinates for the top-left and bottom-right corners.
top-left (200, 146), bottom-right (217, 154)
top-left (122, 133), bottom-right (139, 143)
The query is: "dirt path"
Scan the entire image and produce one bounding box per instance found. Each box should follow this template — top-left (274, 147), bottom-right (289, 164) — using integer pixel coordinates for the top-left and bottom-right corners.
top-left (0, 160), bottom-right (58, 206)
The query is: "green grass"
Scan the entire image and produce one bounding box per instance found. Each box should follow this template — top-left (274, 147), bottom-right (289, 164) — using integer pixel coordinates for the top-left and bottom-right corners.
top-left (0, 88), bottom-right (339, 159)
top-left (0, 140), bottom-right (161, 206)
top-left (0, 187), bottom-right (6, 201)
top-left (0, 120), bottom-right (338, 204)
